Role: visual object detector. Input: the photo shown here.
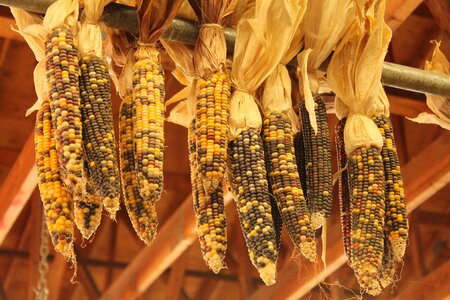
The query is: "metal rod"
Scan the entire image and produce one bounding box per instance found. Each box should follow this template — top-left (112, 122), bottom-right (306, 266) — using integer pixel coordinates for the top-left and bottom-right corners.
top-left (1, 0), bottom-right (450, 98)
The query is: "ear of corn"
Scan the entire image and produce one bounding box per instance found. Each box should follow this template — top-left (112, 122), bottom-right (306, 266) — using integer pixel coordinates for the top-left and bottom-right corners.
top-left (119, 96), bottom-right (158, 245)
top-left (45, 27), bottom-right (84, 197)
top-left (335, 118), bottom-right (352, 260)
top-left (195, 73), bottom-right (231, 194)
top-left (263, 112), bottom-right (316, 262)
top-left (348, 146), bottom-right (385, 296)
top-left (73, 161), bottom-right (103, 240)
top-left (373, 114), bottom-right (408, 261)
top-left (79, 54), bottom-right (121, 219)
top-left (189, 120), bottom-right (227, 273)
top-left (299, 96), bottom-right (333, 229)
top-left (293, 132), bottom-right (307, 199)
top-left (35, 99), bottom-right (75, 261)
top-left (380, 240), bottom-right (397, 288)
top-left (132, 57), bottom-right (165, 202)
top-left (228, 128), bottom-right (278, 285)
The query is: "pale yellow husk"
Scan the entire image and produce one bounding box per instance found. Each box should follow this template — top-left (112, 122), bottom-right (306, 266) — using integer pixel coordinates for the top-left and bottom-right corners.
top-left (327, 1), bottom-right (392, 154)
top-left (407, 41), bottom-right (450, 130)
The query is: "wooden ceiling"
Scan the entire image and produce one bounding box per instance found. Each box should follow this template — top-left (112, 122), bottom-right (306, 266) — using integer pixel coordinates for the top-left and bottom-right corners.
top-left (0, 1), bottom-right (449, 299)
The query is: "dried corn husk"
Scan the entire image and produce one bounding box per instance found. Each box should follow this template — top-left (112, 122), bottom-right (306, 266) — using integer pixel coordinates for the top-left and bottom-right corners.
top-left (297, 0), bottom-right (355, 133)
top-left (229, 0), bottom-right (302, 140)
top-left (327, 0), bottom-right (391, 154)
top-left (407, 41), bottom-right (450, 130)
top-left (261, 0), bottom-right (306, 133)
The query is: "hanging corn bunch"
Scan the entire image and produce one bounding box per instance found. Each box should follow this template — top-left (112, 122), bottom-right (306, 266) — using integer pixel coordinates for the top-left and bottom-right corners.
top-left (261, 1), bottom-right (317, 262)
top-left (43, 0), bottom-right (85, 198)
top-left (227, 0), bottom-right (304, 285)
top-left (296, 0), bottom-right (355, 229)
top-left (78, 0), bottom-right (121, 220)
top-left (328, 1), bottom-right (393, 295)
top-left (188, 0), bottom-right (237, 194)
top-left (11, 7), bottom-right (76, 263)
top-left (132, 0), bottom-right (183, 202)
top-left (162, 39), bottom-right (228, 273)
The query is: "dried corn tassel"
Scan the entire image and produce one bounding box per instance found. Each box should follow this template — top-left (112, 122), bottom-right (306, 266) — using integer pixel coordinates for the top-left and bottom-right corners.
top-left (335, 118), bottom-right (352, 260)
top-left (373, 114), bottom-right (408, 261)
top-left (73, 161), bottom-right (103, 240)
top-left (79, 54), bottom-right (121, 218)
top-left (228, 128), bottom-right (278, 285)
top-left (45, 27), bottom-right (84, 197)
top-left (189, 120), bottom-right (227, 273)
top-left (132, 49), bottom-right (165, 202)
top-left (347, 146), bottom-right (385, 295)
top-left (299, 96), bottom-right (333, 229)
top-left (195, 73), bottom-right (231, 193)
top-left (35, 99), bottom-right (75, 261)
top-left (119, 96), bottom-right (158, 245)
top-left (263, 112), bottom-right (316, 262)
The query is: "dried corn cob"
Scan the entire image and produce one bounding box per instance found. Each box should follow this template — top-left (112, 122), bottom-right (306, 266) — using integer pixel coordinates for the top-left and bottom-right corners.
top-left (347, 146), bottom-right (385, 295)
top-left (335, 118), bottom-right (351, 260)
top-left (79, 54), bottom-right (121, 218)
top-left (73, 161), bottom-right (103, 240)
top-left (293, 131), bottom-right (307, 198)
top-left (299, 96), bottom-right (333, 229)
top-left (189, 120), bottom-right (227, 273)
top-left (195, 73), bottom-right (230, 194)
top-left (132, 55), bottom-right (165, 202)
top-left (228, 128), bottom-right (278, 285)
top-left (45, 27), bottom-right (84, 196)
top-left (263, 112), bottom-right (316, 262)
top-left (373, 114), bottom-right (408, 261)
top-left (35, 99), bottom-right (75, 260)
top-left (119, 96), bottom-right (158, 245)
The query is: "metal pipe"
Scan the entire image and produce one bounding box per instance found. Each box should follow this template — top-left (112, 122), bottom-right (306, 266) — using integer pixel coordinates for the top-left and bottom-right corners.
top-left (1, 0), bottom-right (450, 98)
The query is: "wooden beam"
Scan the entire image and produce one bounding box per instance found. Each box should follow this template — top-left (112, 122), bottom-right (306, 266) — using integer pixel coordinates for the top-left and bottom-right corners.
top-left (77, 258), bottom-right (101, 300)
top-left (425, 0), bottom-right (450, 39)
top-left (249, 132), bottom-right (450, 300)
top-left (47, 254), bottom-right (67, 300)
top-left (27, 191), bottom-right (42, 300)
top-left (395, 260), bottom-right (450, 299)
top-left (165, 256), bottom-right (187, 300)
top-left (101, 191), bottom-right (233, 300)
top-left (416, 210), bottom-right (450, 228)
top-left (386, 0), bottom-right (424, 31)
top-left (388, 95), bottom-right (430, 117)
top-left (0, 133), bottom-right (36, 245)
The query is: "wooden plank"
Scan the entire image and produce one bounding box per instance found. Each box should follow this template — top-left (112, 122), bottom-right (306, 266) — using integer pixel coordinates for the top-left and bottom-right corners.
top-left (394, 260), bottom-right (450, 300)
top-left (27, 191), bottom-right (41, 300)
top-left (0, 133), bottom-right (36, 245)
top-left (386, 0), bottom-right (424, 31)
top-left (165, 256), bottom-right (188, 300)
top-left (47, 254), bottom-right (67, 300)
top-left (425, 0), bottom-right (450, 39)
top-left (249, 132), bottom-right (450, 300)
top-left (101, 191), bottom-right (233, 300)
top-left (77, 260), bottom-right (101, 300)
top-left (388, 95), bottom-right (430, 117)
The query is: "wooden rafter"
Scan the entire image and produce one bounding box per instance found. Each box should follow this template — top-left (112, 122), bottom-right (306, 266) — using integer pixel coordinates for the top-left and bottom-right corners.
top-left (250, 131), bottom-right (450, 300)
top-left (165, 256), bottom-right (187, 300)
top-left (101, 191), bottom-right (233, 300)
top-left (27, 191), bottom-right (41, 300)
top-left (386, 0), bottom-right (424, 31)
top-left (0, 133), bottom-right (36, 245)
top-left (388, 95), bottom-right (430, 117)
top-left (395, 260), bottom-right (450, 299)
top-left (47, 254), bottom-right (67, 300)
top-left (425, 0), bottom-right (450, 39)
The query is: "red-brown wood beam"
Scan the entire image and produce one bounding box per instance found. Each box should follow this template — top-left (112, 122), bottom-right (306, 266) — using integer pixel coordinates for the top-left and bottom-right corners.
top-left (249, 131), bottom-right (450, 300)
top-left (425, 0), bottom-right (450, 39)
top-left (388, 95), bottom-right (431, 117)
top-left (27, 191), bottom-right (42, 300)
top-left (165, 256), bottom-right (187, 300)
top-left (394, 260), bottom-right (450, 299)
top-left (101, 191), bottom-right (233, 300)
top-left (386, 0), bottom-right (424, 31)
top-left (0, 133), bottom-right (36, 244)
top-left (47, 254), bottom-right (67, 300)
